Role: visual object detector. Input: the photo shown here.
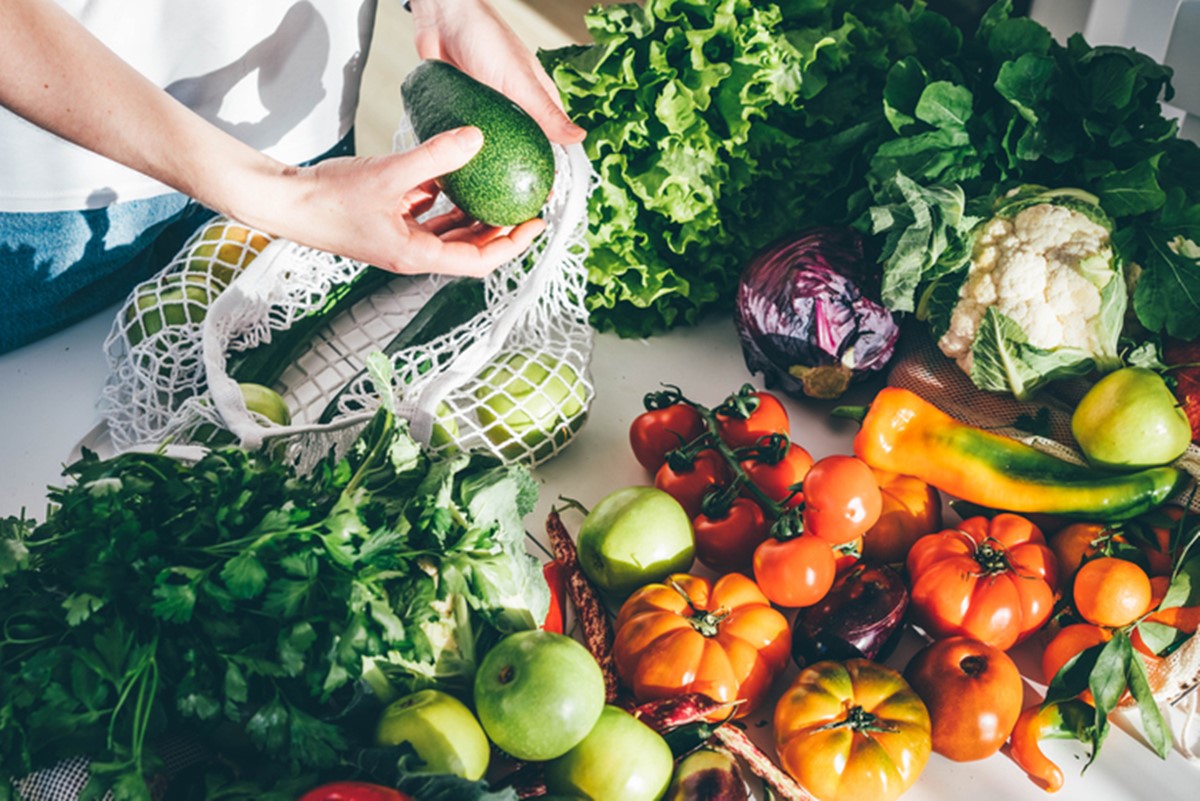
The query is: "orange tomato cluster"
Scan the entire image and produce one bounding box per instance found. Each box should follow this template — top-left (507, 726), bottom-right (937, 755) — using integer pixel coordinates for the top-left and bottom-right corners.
top-left (619, 382), bottom-right (1198, 800)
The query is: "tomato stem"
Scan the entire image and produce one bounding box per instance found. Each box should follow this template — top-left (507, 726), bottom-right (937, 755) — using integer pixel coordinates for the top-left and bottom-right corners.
top-left (814, 704), bottom-right (900, 735)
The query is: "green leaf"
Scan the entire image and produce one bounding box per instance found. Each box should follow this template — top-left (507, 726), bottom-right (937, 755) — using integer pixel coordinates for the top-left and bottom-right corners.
top-left (1161, 553), bottom-right (1200, 609)
top-left (220, 551), bottom-right (269, 600)
top-left (914, 82), bottom-right (973, 131)
top-left (1129, 224), bottom-right (1200, 340)
top-left (969, 307), bottom-right (1098, 400)
top-left (1134, 620), bottom-right (1181, 657)
top-left (1095, 158), bottom-right (1167, 218)
top-left (62, 593), bottom-right (106, 626)
top-left (1126, 648), bottom-right (1172, 758)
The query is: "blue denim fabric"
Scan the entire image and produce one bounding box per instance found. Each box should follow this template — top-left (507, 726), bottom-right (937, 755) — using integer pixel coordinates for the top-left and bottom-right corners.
top-left (0, 130), bottom-right (355, 354)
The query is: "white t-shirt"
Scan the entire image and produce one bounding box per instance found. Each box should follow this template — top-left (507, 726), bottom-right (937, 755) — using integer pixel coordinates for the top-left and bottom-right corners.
top-left (0, 0), bottom-right (380, 212)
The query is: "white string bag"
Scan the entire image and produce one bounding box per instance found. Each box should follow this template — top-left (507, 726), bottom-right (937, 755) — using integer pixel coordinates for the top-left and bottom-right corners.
top-left (99, 132), bottom-right (596, 472)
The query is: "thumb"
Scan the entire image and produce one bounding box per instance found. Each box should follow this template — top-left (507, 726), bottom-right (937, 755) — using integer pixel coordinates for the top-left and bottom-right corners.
top-left (403, 126), bottom-right (484, 185)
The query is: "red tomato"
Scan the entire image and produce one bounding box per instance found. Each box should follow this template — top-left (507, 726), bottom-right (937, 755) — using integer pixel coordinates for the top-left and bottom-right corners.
top-left (715, 389), bottom-right (789, 449)
top-left (801, 455), bottom-right (882, 545)
top-left (752, 535), bottom-right (836, 608)
top-left (296, 782), bottom-right (413, 801)
top-left (906, 514), bottom-right (1058, 650)
top-left (655, 449), bottom-right (732, 518)
top-left (693, 497), bottom-right (771, 574)
top-left (740, 439), bottom-right (813, 508)
top-left (903, 636), bottom-right (1023, 762)
top-left (541, 559), bottom-right (568, 634)
top-left (629, 403), bottom-right (707, 473)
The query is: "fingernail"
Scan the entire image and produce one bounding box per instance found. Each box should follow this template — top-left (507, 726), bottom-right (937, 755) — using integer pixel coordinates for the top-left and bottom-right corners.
top-left (455, 126), bottom-right (484, 149)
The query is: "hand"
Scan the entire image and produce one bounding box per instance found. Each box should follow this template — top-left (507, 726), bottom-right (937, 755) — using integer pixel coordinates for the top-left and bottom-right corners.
top-left (410, 0), bottom-right (586, 145)
top-left (241, 126), bottom-right (546, 276)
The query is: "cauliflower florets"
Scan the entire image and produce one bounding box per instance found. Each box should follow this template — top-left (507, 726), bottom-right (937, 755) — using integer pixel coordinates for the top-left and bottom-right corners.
top-left (938, 202), bottom-right (1115, 374)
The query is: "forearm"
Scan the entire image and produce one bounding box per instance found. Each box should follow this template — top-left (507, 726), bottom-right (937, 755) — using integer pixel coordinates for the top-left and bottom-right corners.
top-left (0, 0), bottom-right (286, 222)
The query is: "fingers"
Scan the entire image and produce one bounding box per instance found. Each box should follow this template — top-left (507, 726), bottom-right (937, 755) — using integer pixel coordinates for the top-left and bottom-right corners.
top-left (401, 126), bottom-right (484, 186)
top-left (394, 218), bottom-right (546, 278)
top-left (506, 65), bottom-right (586, 146)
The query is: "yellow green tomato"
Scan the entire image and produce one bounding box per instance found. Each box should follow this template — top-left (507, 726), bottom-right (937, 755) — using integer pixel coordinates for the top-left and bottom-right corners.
top-left (1071, 367), bottom-right (1191, 469)
top-left (474, 351), bottom-right (586, 460)
top-left (577, 486), bottom-right (695, 597)
top-left (544, 705), bottom-right (674, 801)
top-left (374, 689), bottom-right (490, 781)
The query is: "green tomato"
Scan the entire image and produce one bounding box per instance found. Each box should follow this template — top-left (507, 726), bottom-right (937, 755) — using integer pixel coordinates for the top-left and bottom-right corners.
top-left (374, 689), bottom-right (490, 781)
top-left (1072, 367), bottom-right (1191, 469)
top-left (429, 401), bottom-right (459, 449)
top-left (474, 351), bottom-right (587, 460)
top-left (123, 273), bottom-right (213, 346)
top-left (473, 630), bottom-right (605, 762)
top-left (577, 486), bottom-right (695, 597)
top-left (544, 705), bottom-right (674, 801)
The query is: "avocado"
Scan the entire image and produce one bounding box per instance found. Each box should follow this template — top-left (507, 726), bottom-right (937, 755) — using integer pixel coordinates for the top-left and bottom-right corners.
top-left (401, 59), bottom-right (555, 226)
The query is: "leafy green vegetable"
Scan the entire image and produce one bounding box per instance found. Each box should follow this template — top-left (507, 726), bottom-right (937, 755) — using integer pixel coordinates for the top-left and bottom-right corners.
top-left (542, 0), bottom-right (957, 336)
top-left (0, 409), bottom-right (546, 799)
top-left (865, 0), bottom-right (1200, 347)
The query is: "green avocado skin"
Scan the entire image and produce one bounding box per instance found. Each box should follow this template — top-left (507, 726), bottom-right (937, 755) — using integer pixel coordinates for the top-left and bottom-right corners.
top-left (401, 59), bottom-right (555, 226)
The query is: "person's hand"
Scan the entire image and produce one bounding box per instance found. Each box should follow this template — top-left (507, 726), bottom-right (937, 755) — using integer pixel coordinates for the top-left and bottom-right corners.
top-left (240, 126), bottom-right (545, 276)
top-left (410, 0), bottom-right (586, 146)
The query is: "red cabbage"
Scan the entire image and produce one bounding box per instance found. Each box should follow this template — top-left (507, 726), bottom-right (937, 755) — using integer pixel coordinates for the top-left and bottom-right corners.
top-left (734, 227), bottom-right (899, 400)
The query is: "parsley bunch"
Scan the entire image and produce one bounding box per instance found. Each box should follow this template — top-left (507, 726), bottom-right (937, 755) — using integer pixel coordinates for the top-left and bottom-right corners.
top-left (0, 409), bottom-right (547, 800)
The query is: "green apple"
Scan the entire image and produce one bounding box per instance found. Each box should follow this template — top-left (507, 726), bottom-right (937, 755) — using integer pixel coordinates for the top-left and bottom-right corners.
top-left (1071, 367), bottom-right (1191, 469)
top-left (474, 351), bottom-right (587, 461)
top-left (473, 630), bottom-right (605, 762)
top-left (544, 705), bottom-right (674, 801)
top-left (374, 689), bottom-right (490, 781)
top-left (124, 273), bottom-right (213, 346)
top-left (239, 382), bottom-right (292, 426)
top-left (577, 486), bottom-right (695, 597)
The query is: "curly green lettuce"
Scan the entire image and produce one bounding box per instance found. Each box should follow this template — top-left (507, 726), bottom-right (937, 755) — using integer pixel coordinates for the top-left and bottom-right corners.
top-left (543, 0), bottom-right (958, 336)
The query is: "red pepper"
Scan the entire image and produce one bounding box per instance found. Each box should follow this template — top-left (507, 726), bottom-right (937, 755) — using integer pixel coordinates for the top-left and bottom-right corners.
top-left (296, 782), bottom-right (413, 801)
top-left (541, 558), bottom-right (568, 635)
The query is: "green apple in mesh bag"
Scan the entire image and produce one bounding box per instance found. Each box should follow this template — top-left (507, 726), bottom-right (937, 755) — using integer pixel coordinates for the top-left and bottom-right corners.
top-left (123, 273), bottom-right (215, 346)
top-left (474, 350), bottom-right (587, 459)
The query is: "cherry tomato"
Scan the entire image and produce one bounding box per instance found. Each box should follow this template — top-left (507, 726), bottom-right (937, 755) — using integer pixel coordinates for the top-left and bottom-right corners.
top-left (693, 497), bottom-right (771, 574)
top-left (655, 449), bottom-right (732, 518)
top-left (629, 403), bottom-right (706, 473)
top-left (801, 455), bottom-right (882, 545)
top-left (541, 559), bottom-right (568, 634)
top-left (715, 389), bottom-right (789, 449)
top-left (740, 437), bottom-right (813, 508)
top-left (904, 636), bottom-right (1023, 762)
top-left (753, 535), bottom-right (836, 608)
top-left (297, 782), bottom-right (413, 801)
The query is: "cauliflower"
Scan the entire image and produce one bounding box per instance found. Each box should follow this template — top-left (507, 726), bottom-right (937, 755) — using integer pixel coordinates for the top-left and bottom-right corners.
top-left (933, 186), bottom-right (1126, 399)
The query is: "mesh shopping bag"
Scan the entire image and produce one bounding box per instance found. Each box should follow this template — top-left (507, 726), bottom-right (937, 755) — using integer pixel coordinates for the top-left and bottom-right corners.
top-left (99, 141), bottom-right (596, 472)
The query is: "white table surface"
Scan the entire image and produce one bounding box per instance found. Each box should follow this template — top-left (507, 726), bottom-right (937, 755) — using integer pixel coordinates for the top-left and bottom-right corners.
top-left (1, 304), bottom-right (1196, 800)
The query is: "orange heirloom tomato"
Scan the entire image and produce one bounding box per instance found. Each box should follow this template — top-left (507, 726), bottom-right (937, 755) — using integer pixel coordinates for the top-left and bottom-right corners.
top-left (774, 659), bottom-right (931, 801)
top-left (861, 469), bottom-right (942, 564)
top-left (906, 514), bottom-right (1059, 651)
top-left (612, 572), bottom-right (791, 718)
